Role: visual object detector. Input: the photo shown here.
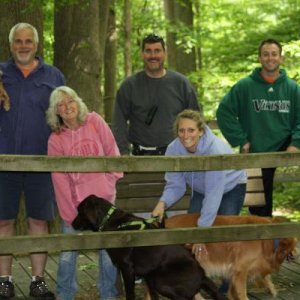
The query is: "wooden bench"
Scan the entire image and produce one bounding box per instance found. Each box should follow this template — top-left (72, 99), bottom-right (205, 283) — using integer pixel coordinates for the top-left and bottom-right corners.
top-left (15, 169), bottom-right (264, 235)
top-left (115, 168), bottom-right (265, 213)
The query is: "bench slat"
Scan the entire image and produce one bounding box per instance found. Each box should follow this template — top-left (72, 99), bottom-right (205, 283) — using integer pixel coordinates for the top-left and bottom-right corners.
top-left (115, 168), bottom-right (266, 212)
top-left (116, 196), bottom-right (190, 212)
top-left (246, 178), bottom-right (264, 191)
top-left (244, 193), bottom-right (265, 207)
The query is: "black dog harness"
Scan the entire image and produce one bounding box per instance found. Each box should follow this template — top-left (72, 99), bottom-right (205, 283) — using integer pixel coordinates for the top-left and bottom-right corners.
top-left (98, 205), bottom-right (160, 231)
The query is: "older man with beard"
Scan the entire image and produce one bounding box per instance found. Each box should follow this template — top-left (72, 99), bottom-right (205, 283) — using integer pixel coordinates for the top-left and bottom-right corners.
top-left (0, 22), bottom-right (65, 299)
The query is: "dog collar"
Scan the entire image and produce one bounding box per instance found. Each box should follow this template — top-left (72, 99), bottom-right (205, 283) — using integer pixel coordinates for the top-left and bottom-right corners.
top-left (117, 216), bottom-right (161, 231)
top-left (98, 206), bottom-right (116, 231)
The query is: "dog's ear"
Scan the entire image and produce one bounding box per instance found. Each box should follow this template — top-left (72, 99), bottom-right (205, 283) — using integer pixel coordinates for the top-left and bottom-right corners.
top-left (276, 238), bottom-right (298, 263)
top-left (72, 195), bottom-right (102, 230)
top-left (80, 195), bottom-right (110, 230)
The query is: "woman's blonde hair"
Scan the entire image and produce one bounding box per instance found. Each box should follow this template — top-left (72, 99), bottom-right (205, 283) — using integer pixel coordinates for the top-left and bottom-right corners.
top-left (46, 86), bottom-right (89, 132)
top-left (174, 109), bottom-right (205, 135)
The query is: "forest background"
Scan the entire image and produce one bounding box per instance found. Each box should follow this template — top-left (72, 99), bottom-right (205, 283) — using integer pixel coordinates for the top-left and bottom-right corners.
top-left (0, 0), bottom-right (299, 219)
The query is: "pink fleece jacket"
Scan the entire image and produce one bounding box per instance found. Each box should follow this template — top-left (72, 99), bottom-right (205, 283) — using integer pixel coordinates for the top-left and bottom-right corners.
top-left (48, 112), bottom-right (123, 224)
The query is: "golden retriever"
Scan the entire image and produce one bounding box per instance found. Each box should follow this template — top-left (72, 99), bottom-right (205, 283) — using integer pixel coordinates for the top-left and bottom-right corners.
top-left (165, 213), bottom-right (298, 300)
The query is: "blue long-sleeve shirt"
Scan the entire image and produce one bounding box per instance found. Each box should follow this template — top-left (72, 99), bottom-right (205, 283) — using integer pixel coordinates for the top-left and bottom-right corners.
top-left (161, 125), bottom-right (247, 227)
top-left (0, 57), bottom-right (65, 155)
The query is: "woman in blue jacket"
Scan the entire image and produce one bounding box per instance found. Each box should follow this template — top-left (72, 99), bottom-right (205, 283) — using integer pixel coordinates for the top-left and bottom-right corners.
top-left (152, 109), bottom-right (247, 227)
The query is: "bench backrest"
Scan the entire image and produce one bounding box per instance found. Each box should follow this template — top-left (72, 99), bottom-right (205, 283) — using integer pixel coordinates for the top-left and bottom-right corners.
top-left (115, 168), bottom-right (265, 213)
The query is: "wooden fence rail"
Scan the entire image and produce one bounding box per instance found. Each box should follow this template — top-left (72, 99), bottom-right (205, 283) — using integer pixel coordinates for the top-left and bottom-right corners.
top-left (0, 152), bottom-right (299, 255)
top-left (0, 151), bottom-right (300, 172)
top-left (0, 223), bottom-right (300, 255)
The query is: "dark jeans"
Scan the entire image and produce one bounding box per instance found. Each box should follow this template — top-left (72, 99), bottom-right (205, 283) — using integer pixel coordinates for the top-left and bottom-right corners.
top-left (248, 136), bottom-right (290, 217)
top-left (249, 168), bottom-right (276, 217)
top-left (188, 183), bottom-right (246, 215)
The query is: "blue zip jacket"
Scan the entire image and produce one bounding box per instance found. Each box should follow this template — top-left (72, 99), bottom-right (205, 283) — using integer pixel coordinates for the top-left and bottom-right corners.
top-left (0, 57), bottom-right (65, 155)
top-left (161, 125), bottom-right (247, 227)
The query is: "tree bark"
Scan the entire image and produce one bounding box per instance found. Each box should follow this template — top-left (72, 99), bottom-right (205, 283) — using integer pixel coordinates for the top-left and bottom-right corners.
top-left (99, 0), bottom-right (111, 115)
top-left (54, 0), bottom-right (102, 112)
top-left (104, 2), bottom-right (117, 123)
top-left (124, 0), bottom-right (132, 77)
top-left (164, 0), bottom-right (196, 75)
top-left (174, 0), bottom-right (196, 75)
top-left (0, 0), bottom-right (43, 61)
top-left (163, 0), bottom-right (177, 70)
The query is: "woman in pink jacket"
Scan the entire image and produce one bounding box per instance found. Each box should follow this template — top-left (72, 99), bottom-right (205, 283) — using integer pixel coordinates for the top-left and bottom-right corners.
top-left (46, 86), bottom-right (123, 300)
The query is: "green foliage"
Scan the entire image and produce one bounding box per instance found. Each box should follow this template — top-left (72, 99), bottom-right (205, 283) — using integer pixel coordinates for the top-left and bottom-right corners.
top-left (273, 167), bottom-right (300, 221)
top-left (112, 0), bottom-right (300, 117)
top-left (197, 0), bottom-right (300, 116)
top-left (43, 1), bottom-right (54, 64)
top-left (282, 40), bottom-right (300, 81)
top-left (274, 182), bottom-right (300, 211)
top-left (115, 0), bottom-right (166, 80)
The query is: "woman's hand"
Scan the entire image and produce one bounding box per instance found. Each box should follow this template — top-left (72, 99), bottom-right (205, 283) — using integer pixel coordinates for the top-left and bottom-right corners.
top-left (151, 201), bottom-right (165, 221)
top-left (192, 243), bottom-right (208, 262)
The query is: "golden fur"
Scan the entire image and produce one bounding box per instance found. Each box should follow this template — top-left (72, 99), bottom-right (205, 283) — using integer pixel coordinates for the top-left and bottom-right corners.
top-left (165, 213), bottom-right (298, 300)
top-left (0, 81), bottom-right (10, 111)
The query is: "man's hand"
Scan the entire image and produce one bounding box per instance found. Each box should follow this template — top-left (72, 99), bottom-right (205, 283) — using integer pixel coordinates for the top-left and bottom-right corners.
top-left (286, 145), bottom-right (299, 152)
top-left (241, 142), bottom-right (250, 153)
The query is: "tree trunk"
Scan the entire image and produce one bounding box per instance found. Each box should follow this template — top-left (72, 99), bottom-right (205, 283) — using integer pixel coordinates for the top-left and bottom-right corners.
top-left (164, 0), bottom-right (177, 70)
top-left (0, 0), bottom-right (43, 61)
top-left (104, 2), bottom-right (117, 123)
top-left (174, 0), bottom-right (196, 75)
top-left (124, 0), bottom-right (132, 77)
top-left (54, 0), bottom-right (101, 112)
top-left (99, 0), bottom-right (111, 115)
top-left (164, 0), bottom-right (196, 75)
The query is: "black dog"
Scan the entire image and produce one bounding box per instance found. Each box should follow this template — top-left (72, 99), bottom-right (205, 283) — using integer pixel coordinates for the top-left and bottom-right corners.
top-left (72, 195), bottom-right (226, 300)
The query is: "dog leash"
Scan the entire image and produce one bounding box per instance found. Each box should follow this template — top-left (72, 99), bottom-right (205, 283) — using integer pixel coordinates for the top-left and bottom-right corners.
top-left (98, 206), bottom-right (117, 231)
top-left (117, 216), bottom-right (161, 230)
top-left (98, 206), bottom-right (160, 231)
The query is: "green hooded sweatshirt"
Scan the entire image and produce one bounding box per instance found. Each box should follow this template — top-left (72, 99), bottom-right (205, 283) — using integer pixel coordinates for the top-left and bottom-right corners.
top-left (216, 67), bottom-right (300, 152)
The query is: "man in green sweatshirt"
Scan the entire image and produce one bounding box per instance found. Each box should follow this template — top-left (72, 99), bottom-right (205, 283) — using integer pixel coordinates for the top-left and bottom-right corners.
top-left (216, 38), bottom-right (300, 217)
